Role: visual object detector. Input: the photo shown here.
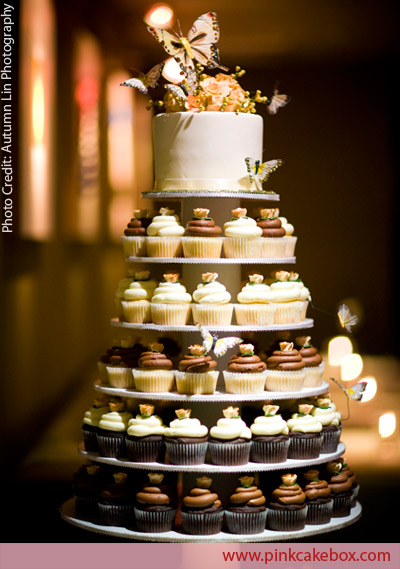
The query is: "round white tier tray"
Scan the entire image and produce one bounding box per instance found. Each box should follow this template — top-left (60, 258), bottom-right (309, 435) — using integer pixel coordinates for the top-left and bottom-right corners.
top-left (126, 256), bottom-right (296, 264)
top-left (78, 442), bottom-right (345, 473)
top-left (110, 318), bottom-right (314, 333)
top-left (94, 380), bottom-right (330, 402)
top-left (60, 499), bottom-right (361, 542)
top-left (142, 190), bottom-right (279, 201)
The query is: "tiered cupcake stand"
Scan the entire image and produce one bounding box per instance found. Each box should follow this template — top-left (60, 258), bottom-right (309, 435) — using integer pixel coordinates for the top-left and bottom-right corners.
top-left (60, 190), bottom-right (362, 541)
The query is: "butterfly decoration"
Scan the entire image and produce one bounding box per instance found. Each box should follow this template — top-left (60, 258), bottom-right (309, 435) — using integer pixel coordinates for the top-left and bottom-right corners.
top-left (164, 83), bottom-right (188, 104)
top-left (245, 157), bottom-right (284, 191)
top-left (120, 63), bottom-right (164, 94)
top-left (337, 304), bottom-right (359, 334)
top-left (267, 89), bottom-right (291, 115)
top-left (329, 377), bottom-right (368, 420)
top-left (147, 12), bottom-right (228, 88)
top-left (197, 324), bottom-right (243, 358)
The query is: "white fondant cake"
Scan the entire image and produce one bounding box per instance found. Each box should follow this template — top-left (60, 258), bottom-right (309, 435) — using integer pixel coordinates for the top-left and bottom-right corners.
top-left (153, 112), bottom-right (263, 192)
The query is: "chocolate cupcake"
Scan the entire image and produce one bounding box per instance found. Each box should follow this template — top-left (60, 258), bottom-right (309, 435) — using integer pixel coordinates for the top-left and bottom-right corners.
top-left (256, 208), bottom-right (287, 258)
top-left (303, 469), bottom-right (333, 525)
top-left (181, 476), bottom-right (224, 535)
top-left (295, 336), bottom-right (325, 387)
top-left (175, 344), bottom-right (219, 394)
top-left (98, 472), bottom-right (134, 527)
top-left (96, 399), bottom-right (132, 458)
top-left (125, 404), bottom-right (166, 462)
top-left (208, 407), bottom-right (252, 466)
top-left (72, 464), bottom-right (104, 519)
top-left (265, 341), bottom-right (305, 392)
top-left (339, 457), bottom-right (359, 506)
top-left (164, 409), bottom-right (208, 465)
top-left (133, 342), bottom-right (175, 392)
top-left (223, 343), bottom-right (267, 394)
top-left (182, 208), bottom-right (223, 258)
top-left (326, 461), bottom-right (353, 517)
top-left (121, 209), bottom-right (152, 257)
top-left (250, 404), bottom-right (290, 463)
top-left (267, 473), bottom-right (308, 531)
top-left (105, 342), bottom-right (143, 389)
top-left (286, 404), bottom-right (323, 459)
top-left (82, 396), bottom-right (110, 452)
top-left (225, 476), bottom-right (267, 534)
top-left (311, 396), bottom-right (342, 453)
top-left (134, 473), bottom-right (176, 533)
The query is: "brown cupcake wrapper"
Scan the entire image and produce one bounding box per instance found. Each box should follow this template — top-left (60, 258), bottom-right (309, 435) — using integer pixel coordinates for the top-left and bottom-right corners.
top-left (250, 438), bottom-right (290, 463)
top-left (125, 438), bottom-right (165, 463)
top-left (208, 440), bottom-right (251, 466)
top-left (267, 505), bottom-right (307, 531)
top-left (96, 432), bottom-right (127, 458)
top-left (224, 509), bottom-right (267, 535)
top-left (98, 503), bottom-right (135, 527)
top-left (134, 507), bottom-right (176, 533)
top-left (331, 493), bottom-right (353, 518)
top-left (306, 500), bottom-right (333, 525)
top-left (287, 433), bottom-right (322, 459)
top-left (165, 441), bottom-right (208, 465)
top-left (181, 511), bottom-right (224, 535)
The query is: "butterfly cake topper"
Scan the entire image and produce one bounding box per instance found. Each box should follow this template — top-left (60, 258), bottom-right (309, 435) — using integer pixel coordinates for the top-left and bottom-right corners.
top-left (328, 377), bottom-right (367, 420)
top-left (245, 157), bottom-right (284, 191)
top-left (121, 63), bottom-right (164, 94)
top-left (197, 324), bottom-right (242, 358)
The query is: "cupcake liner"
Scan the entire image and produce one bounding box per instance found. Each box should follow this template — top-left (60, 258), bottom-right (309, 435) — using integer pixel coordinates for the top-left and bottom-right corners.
top-left (234, 303), bottom-right (275, 326)
top-left (74, 495), bottom-right (99, 519)
top-left (146, 236), bottom-right (182, 258)
top-left (174, 370), bottom-right (219, 394)
top-left (285, 236), bottom-right (297, 257)
top-left (321, 425), bottom-right (342, 453)
top-left (191, 303), bottom-right (233, 326)
top-left (121, 236), bottom-right (147, 258)
top-left (96, 431), bottom-right (127, 458)
top-left (223, 370), bottom-right (267, 394)
top-left (132, 369), bottom-right (175, 392)
top-left (300, 300), bottom-right (309, 320)
top-left (181, 236), bottom-right (223, 258)
top-left (97, 361), bottom-right (109, 384)
top-left (208, 441), bottom-right (251, 466)
top-left (165, 441), bottom-right (208, 465)
top-left (125, 437), bottom-right (165, 462)
top-left (222, 237), bottom-right (262, 258)
top-left (106, 366), bottom-right (135, 389)
top-left (265, 369), bottom-right (305, 392)
top-left (272, 301), bottom-right (305, 324)
top-left (224, 509), bottom-right (267, 535)
top-left (287, 433), bottom-right (322, 459)
top-left (181, 510), bottom-right (224, 535)
top-left (134, 508), bottom-right (176, 533)
top-left (151, 303), bottom-right (191, 325)
top-left (306, 500), bottom-right (333, 525)
top-left (98, 503), bottom-right (135, 527)
top-left (267, 506), bottom-right (307, 531)
top-left (115, 298), bottom-right (125, 321)
top-left (121, 300), bottom-right (152, 323)
top-left (260, 237), bottom-right (287, 258)
top-left (331, 493), bottom-right (353, 517)
top-left (304, 361), bottom-right (325, 387)
top-left (250, 438), bottom-right (290, 463)
top-left (82, 425), bottom-right (99, 452)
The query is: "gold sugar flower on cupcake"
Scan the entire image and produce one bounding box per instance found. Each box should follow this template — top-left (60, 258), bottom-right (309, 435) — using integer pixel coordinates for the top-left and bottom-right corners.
top-left (188, 344), bottom-right (206, 356)
top-left (327, 461), bottom-right (343, 475)
top-left (281, 473), bottom-right (298, 486)
top-left (134, 270), bottom-right (150, 281)
top-left (248, 273), bottom-right (264, 284)
top-left (149, 342), bottom-right (164, 353)
top-left (148, 472), bottom-right (164, 484)
top-left (139, 404), bottom-right (155, 417)
top-left (87, 465), bottom-right (101, 476)
top-left (279, 341), bottom-right (294, 352)
top-left (222, 406), bottom-right (241, 419)
top-left (163, 272), bottom-right (179, 283)
top-left (159, 207), bottom-right (175, 216)
top-left (196, 476), bottom-right (213, 489)
top-left (231, 207), bottom-right (247, 219)
top-left (113, 472), bottom-right (128, 484)
top-left (175, 408), bottom-right (191, 420)
top-left (298, 403), bottom-right (314, 415)
top-left (263, 404), bottom-right (279, 416)
top-left (289, 272), bottom-right (300, 281)
top-left (193, 208), bottom-right (210, 219)
top-left (239, 476), bottom-right (254, 488)
top-left (275, 270), bottom-right (290, 282)
top-left (109, 400), bottom-right (125, 413)
top-left (260, 208), bottom-right (279, 219)
top-left (304, 469), bottom-right (320, 482)
top-left (296, 335), bottom-right (312, 347)
top-left (132, 209), bottom-right (147, 219)
top-left (202, 272), bottom-right (219, 283)
top-left (316, 397), bottom-right (332, 409)
top-left (93, 396), bottom-right (109, 408)
top-left (239, 343), bottom-right (255, 356)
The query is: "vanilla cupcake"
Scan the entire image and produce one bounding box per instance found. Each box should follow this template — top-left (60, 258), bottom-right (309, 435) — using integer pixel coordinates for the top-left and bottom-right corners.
top-left (150, 272), bottom-right (192, 325)
top-left (164, 409), bottom-right (209, 465)
top-left (265, 341), bottom-right (306, 392)
top-left (191, 272), bottom-right (233, 325)
top-left (295, 336), bottom-right (325, 386)
top-left (105, 341), bottom-right (143, 389)
top-left (82, 396), bottom-right (110, 452)
top-left (256, 208), bottom-right (287, 258)
top-left (208, 406), bottom-right (252, 466)
top-left (223, 208), bottom-right (262, 258)
top-left (146, 207), bottom-right (184, 257)
top-left (182, 208), bottom-right (223, 258)
top-left (250, 405), bottom-right (290, 463)
top-left (287, 404), bottom-right (323, 459)
top-left (223, 343), bottom-right (267, 394)
top-left (234, 274), bottom-right (275, 325)
top-left (96, 399), bottom-right (133, 458)
top-left (175, 344), bottom-right (219, 394)
top-left (278, 214), bottom-right (297, 257)
top-left (126, 404), bottom-right (166, 462)
top-left (132, 343), bottom-right (175, 392)
top-left (121, 209), bottom-right (151, 258)
top-left (269, 271), bottom-right (310, 323)
top-left (311, 396), bottom-right (342, 453)
top-left (121, 271), bottom-right (157, 323)
top-left (115, 277), bottom-right (133, 320)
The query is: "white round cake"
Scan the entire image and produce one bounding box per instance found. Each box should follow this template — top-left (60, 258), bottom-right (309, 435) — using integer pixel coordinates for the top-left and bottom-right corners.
top-left (153, 112), bottom-right (263, 192)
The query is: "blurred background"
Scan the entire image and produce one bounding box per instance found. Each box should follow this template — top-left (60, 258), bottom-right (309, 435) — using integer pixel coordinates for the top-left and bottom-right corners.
top-left (1, 0), bottom-right (399, 543)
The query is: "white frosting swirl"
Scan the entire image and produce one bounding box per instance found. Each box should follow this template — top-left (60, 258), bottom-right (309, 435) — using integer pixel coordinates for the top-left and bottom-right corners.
top-left (147, 214), bottom-right (184, 236)
top-left (83, 405), bottom-right (109, 427)
top-left (151, 281), bottom-right (192, 304)
top-left (123, 279), bottom-right (157, 301)
top-left (278, 217), bottom-right (294, 236)
top-left (312, 406), bottom-right (341, 427)
top-left (192, 281), bottom-right (231, 304)
top-left (250, 414), bottom-right (289, 436)
top-left (164, 417), bottom-right (208, 438)
top-left (115, 277), bottom-right (133, 300)
top-left (98, 411), bottom-right (133, 432)
top-left (127, 414), bottom-right (165, 437)
top-left (224, 216), bottom-right (262, 237)
top-left (237, 282), bottom-right (272, 304)
top-left (269, 280), bottom-right (310, 302)
top-left (210, 417), bottom-right (251, 440)
top-left (287, 413), bottom-right (322, 433)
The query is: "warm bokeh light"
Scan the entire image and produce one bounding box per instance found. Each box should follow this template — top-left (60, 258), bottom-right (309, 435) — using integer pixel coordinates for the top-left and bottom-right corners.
top-left (328, 336), bottom-right (353, 366)
top-left (32, 70), bottom-right (45, 143)
top-left (341, 353), bottom-right (363, 381)
top-left (379, 412), bottom-right (396, 438)
top-left (144, 3), bottom-right (173, 28)
top-left (359, 376), bottom-right (377, 402)
top-left (162, 57), bottom-right (185, 84)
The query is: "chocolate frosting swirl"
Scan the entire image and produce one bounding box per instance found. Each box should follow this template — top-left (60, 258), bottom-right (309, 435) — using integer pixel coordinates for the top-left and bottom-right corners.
top-left (256, 217), bottom-right (286, 238)
top-left (298, 345), bottom-right (322, 367)
top-left (184, 218), bottom-right (222, 237)
top-left (138, 351), bottom-right (173, 370)
top-left (271, 483), bottom-right (306, 505)
top-left (124, 217), bottom-right (151, 236)
top-left (183, 487), bottom-right (222, 512)
top-left (328, 472), bottom-right (352, 494)
top-left (178, 354), bottom-right (217, 373)
top-left (102, 344), bottom-right (143, 367)
top-left (304, 480), bottom-right (331, 501)
top-left (227, 354), bottom-right (266, 373)
top-left (229, 485), bottom-right (266, 508)
top-left (136, 484), bottom-right (171, 507)
top-left (266, 348), bottom-right (305, 371)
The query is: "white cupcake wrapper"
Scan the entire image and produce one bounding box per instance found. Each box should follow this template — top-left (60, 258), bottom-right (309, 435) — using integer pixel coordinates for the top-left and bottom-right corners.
top-left (174, 370), bottom-right (219, 394)
top-left (191, 303), bottom-right (233, 326)
top-left (181, 236), bottom-right (223, 258)
top-left (132, 369), bottom-right (175, 392)
top-left (265, 369), bottom-right (305, 392)
top-left (222, 237), bottom-right (262, 258)
top-left (151, 303), bottom-right (191, 325)
top-left (285, 235), bottom-right (297, 257)
top-left (121, 236), bottom-right (147, 258)
top-left (304, 361), bottom-right (325, 387)
top-left (146, 236), bottom-right (182, 258)
top-left (260, 237), bottom-right (287, 258)
top-left (106, 366), bottom-right (135, 389)
top-left (223, 370), bottom-right (267, 394)
top-left (121, 300), bottom-right (152, 323)
top-left (234, 303), bottom-right (275, 326)
top-left (272, 301), bottom-right (306, 324)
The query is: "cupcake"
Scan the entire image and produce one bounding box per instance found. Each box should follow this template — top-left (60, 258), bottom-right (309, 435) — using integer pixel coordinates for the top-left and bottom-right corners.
top-left (339, 457), bottom-right (359, 506)
top-left (223, 343), bottom-right (267, 394)
top-left (150, 273), bottom-right (192, 325)
top-left (234, 273), bottom-right (275, 326)
top-left (250, 404), bottom-right (290, 463)
top-left (175, 343), bottom-right (219, 394)
top-left (295, 336), bottom-right (325, 386)
top-left (278, 213), bottom-right (297, 257)
top-left (121, 209), bottom-right (151, 258)
top-left (326, 461), bottom-right (353, 517)
top-left (105, 341), bottom-right (143, 389)
top-left (208, 406), bottom-right (252, 466)
top-left (134, 473), bottom-right (176, 533)
top-left (121, 271), bottom-right (157, 323)
top-left (164, 408), bottom-right (208, 465)
top-left (286, 404), bottom-right (323, 459)
top-left (72, 464), bottom-right (104, 519)
top-left (132, 342), bottom-right (175, 392)
top-left (303, 469), bottom-right (333, 525)
top-left (115, 277), bottom-right (133, 320)
top-left (223, 208), bottom-right (262, 258)
top-left (311, 396), bottom-right (342, 453)
top-left (96, 399), bottom-right (133, 458)
top-left (125, 404), bottom-right (166, 462)
top-left (265, 341), bottom-right (306, 392)
top-left (182, 208), bottom-right (223, 258)
top-left (269, 271), bottom-right (310, 323)
top-left (98, 472), bottom-right (134, 527)
top-left (146, 207), bottom-right (184, 257)
top-left (82, 396), bottom-right (110, 452)
top-left (191, 272), bottom-right (233, 326)
top-left (256, 208), bottom-right (287, 258)
top-left (267, 473), bottom-right (307, 531)
top-left (181, 476), bottom-right (224, 535)
top-left (225, 476), bottom-right (267, 534)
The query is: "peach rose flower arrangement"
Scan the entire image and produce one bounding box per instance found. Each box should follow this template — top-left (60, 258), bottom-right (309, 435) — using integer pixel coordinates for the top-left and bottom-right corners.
top-left (186, 73), bottom-right (247, 112)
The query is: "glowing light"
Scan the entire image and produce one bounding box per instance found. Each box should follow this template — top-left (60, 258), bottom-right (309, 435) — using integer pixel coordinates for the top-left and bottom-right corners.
top-left (144, 4), bottom-right (173, 28)
top-left (379, 412), bottom-right (396, 438)
top-left (32, 70), bottom-right (45, 143)
top-left (359, 376), bottom-right (377, 402)
top-left (162, 57), bottom-right (185, 84)
top-left (328, 336), bottom-right (353, 366)
top-left (341, 353), bottom-right (363, 381)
